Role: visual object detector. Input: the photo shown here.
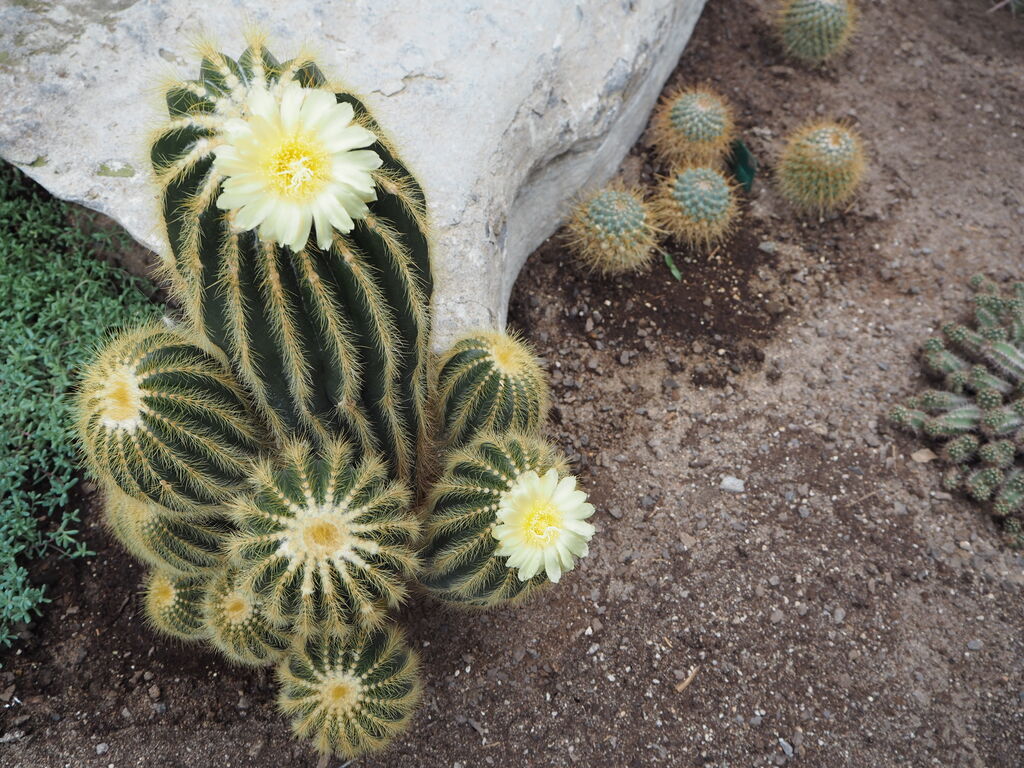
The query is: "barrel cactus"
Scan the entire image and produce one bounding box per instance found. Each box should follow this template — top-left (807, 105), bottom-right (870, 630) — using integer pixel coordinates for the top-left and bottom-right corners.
top-left (204, 567), bottom-right (291, 665)
top-left (654, 165), bottom-right (737, 248)
top-left (277, 624), bottom-right (421, 758)
top-left (777, 0), bottom-right (857, 65)
top-left (777, 121), bottom-right (865, 213)
top-left (103, 488), bottom-right (227, 575)
top-left (890, 276), bottom-right (1024, 545)
top-left (228, 438), bottom-right (420, 636)
top-left (142, 569), bottom-right (208, 641)
top-left (565, 183), bottom-right (659, 275)
top-left (651, 87), bottom-right (734, 165)
top-left (435, 331), bottom-right (549, 450)
top-left (76, 323), bottom-right (263, 514)
top-left (151, 38), bottom-right (432, 487)
top-left (421, 431), bottom-right (595, 607)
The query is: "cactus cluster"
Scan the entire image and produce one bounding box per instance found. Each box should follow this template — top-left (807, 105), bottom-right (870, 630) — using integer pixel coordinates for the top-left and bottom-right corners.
top-left (74, 34), bottom-right (596, 760)
top-left (777, 121), bottom-right (865, 214)
top-left (890, 276), bottom-right (1024, 546)
top-left (777, 0), bottom-right (858, 65)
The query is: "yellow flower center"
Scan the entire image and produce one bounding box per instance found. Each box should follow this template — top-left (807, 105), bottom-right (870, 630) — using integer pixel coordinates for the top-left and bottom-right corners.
top-left (268, 136), bottom-right (328, 200)
top-left (323, 673), bottom-right (361, 714)
top-left (151, 576), bottom-right (176, 608)
top-left (222, 593), bottom-right (253, 624)
top-left (524, 501), bottom-right (561, 545)
top-left (302, 519), bottom-right (346, 557)
top-left (487, 335), bottom-right (531, 376)
top-left (98, 365), bottom-right (143, 430)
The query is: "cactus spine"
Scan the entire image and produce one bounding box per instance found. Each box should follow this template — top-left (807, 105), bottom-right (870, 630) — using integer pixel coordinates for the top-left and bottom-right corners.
top-left (654, 166), bottom-right (737, 248)
top-left (651, 87), bottom-right (735, 165)
top-left (76, 324), bottom-right (262, 514)
top-left (565, 182), bottom-right (660, 276)
top-left (228, 438), bottom-right (420, 635)
top-left (436, 331), bottom-right (549, 450)
top-left (204, 568), bottom-right (291, 665)
top-left (276, 624), bottom-right (421, 758)
top-left (778, 121), bottom-right (865, 213)
top-left (422, 431), bottom-right (570, 606)
top-left (151, 37), bottom-right (432, 487)
top-left (777, 0), bottom-right (857, 65)
top-left (143, 570), bottom-right (208, 641)
top-left (104, 488), bottom-right (228, 575)
top-left (890, 277), bottom-right (1024, 530)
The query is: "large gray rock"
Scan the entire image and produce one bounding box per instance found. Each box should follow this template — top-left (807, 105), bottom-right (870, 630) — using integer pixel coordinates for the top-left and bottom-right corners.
top-left (0, 0), bottom-right (705, 347)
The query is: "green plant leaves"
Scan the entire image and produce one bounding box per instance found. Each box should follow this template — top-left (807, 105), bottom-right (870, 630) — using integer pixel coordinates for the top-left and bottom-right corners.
top-left (726, 139), bottom-right (757, 192)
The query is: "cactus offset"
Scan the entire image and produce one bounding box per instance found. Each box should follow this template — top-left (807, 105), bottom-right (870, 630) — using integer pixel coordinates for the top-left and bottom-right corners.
top-left (778, 121), bottom-right (865, 214)
top-left (777, 0), bottom-right (857, 65)
top-left (890, 276), bottom-right (1024, 537)
top-left (143, 569), bottom-right (207, 641)
top-left (104, 487), bottom-right (228, 575)
top-left (421, 431), bottom-right (595, 607)
top-left (76, 324), bottom-right (262, 514)
top-left (651, 87), bottom-right (735, 165)
top-left (204, 567), bottom-right (291, 665)
top-left (565, 183), bottom-right (659, 275)
top-left (276, 623), bottom-right (421, 759)
top-left (654, 166), bottom-right (737, 248)
top-left (436, 331), bottom-right (549, 450)
top-left (151, 36), bottom-right (432, 487)
top-left (228, 438), bottom-right (419, 635)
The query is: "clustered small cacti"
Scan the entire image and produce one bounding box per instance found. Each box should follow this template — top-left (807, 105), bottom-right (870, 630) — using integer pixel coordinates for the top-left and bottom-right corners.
top-left (890, 276), bottom-right (1024, 547)
top-left (75, 33), bottom-right (597, 760)
top-left (777, 121), bottom-right (865, 214)
top-left (777, 0), bottom-right (858, 65)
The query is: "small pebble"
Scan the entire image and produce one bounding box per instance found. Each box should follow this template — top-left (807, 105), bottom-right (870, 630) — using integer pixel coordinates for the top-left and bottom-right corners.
top-left (96, 743), bottom-right (109, 756)
top-left (720, 476), bottom-right (745, 493)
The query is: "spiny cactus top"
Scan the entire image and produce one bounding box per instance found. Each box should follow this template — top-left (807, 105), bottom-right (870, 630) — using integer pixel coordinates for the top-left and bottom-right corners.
top-left (204, 567), bottom-right (291, 666)
top-left (76, 323), bottom-right (262, 514)
top-left (654, 165), bottom-right (737, 248)
top-left (421, 431), bottom-right (595, 607)
top-left (890, 276), bottom-right (1024, 544)
top-left (652, 87), bottom-right (735, 165)
top-left (436, 331), bottom-right (549, 449)
top-left (277, 624), bottom-right (421, 758)
top-left (777, 121), bottom-right (865, 214)
top-left (228, 438), bottom-right (420, 635)
top-left (151, 35), bottom-right (432, 486)
top-left (565, 183), bottom-right (659, 276)
top-left (142, 569), bottom-right (207, 641)
top-left (777, 0), bottom-right (857, 65)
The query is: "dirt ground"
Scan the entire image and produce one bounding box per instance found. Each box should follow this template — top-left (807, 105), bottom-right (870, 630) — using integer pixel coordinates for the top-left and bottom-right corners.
top-left (2, 0), bottom-right (1023, 766)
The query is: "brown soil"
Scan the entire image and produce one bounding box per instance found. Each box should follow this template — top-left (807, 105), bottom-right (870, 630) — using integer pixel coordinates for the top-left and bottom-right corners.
top-left (3, 1), bottom-right (1023, 766)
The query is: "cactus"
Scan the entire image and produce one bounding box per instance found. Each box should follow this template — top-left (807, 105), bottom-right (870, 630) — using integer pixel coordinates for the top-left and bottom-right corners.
top-left (204, 567), bottom-right (291, 665)
top-left (142, 569), bottom-right (207, 641)
top-left (150, 36), bottom-right (432, 487)
top-left (435, 331), bottom-right (549, 450)
top-left (276, 623), bottom-right (421, 758)
top-left (76, 324), bottom-right (262, 514)
top-left (890, 276), bottom-right (1024, 534)
top-left (228, 438), bottom-right (420, 635)
top-left (777, 121), bottom-right (865, 213)
top-left (777, 0), bottom-right (857, 65)
top-left (651, 87), bottom-right (735, 165)
top-left (565, 183), bottom-right (659, 275)
top-left (421, 431), bottom-right (594, 607)
top-left (654, 166), bottom-right (737, 248)
top-left (104, 488), bottom-right (228, 575)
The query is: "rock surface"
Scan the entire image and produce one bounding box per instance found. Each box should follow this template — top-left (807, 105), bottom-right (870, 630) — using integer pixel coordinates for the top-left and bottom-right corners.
top-left (0, 0), bottom-right (706, 347)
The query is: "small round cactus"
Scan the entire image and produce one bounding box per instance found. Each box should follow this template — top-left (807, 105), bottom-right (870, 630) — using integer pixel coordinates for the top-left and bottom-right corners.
top-left (228, 438), bottom-right (420, 635)
top-left (436, 331), bottom-right (549, 449)
top-left (777, 0), bottom-right (857, 65)
top-left (421, 431), bottom-right (595, 607)
top-left (76, 323), bottom-right (263, 514)
top-left (276, 624), bottom-right (421, 759)
top-left (565, 183), bottom-right (659, 275)
top-left (204, 568), bottom-right (291, 666)
top-left (651, 87), bottom-right (735, 165)
top-left (142, 570), bottom-right (207, 641)
top-left (777, 121), bottom-right (865, 214)
top-left (104, 488), bottom-right (228, 575)
top-left (654, 166), bottom-right (737, 248)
